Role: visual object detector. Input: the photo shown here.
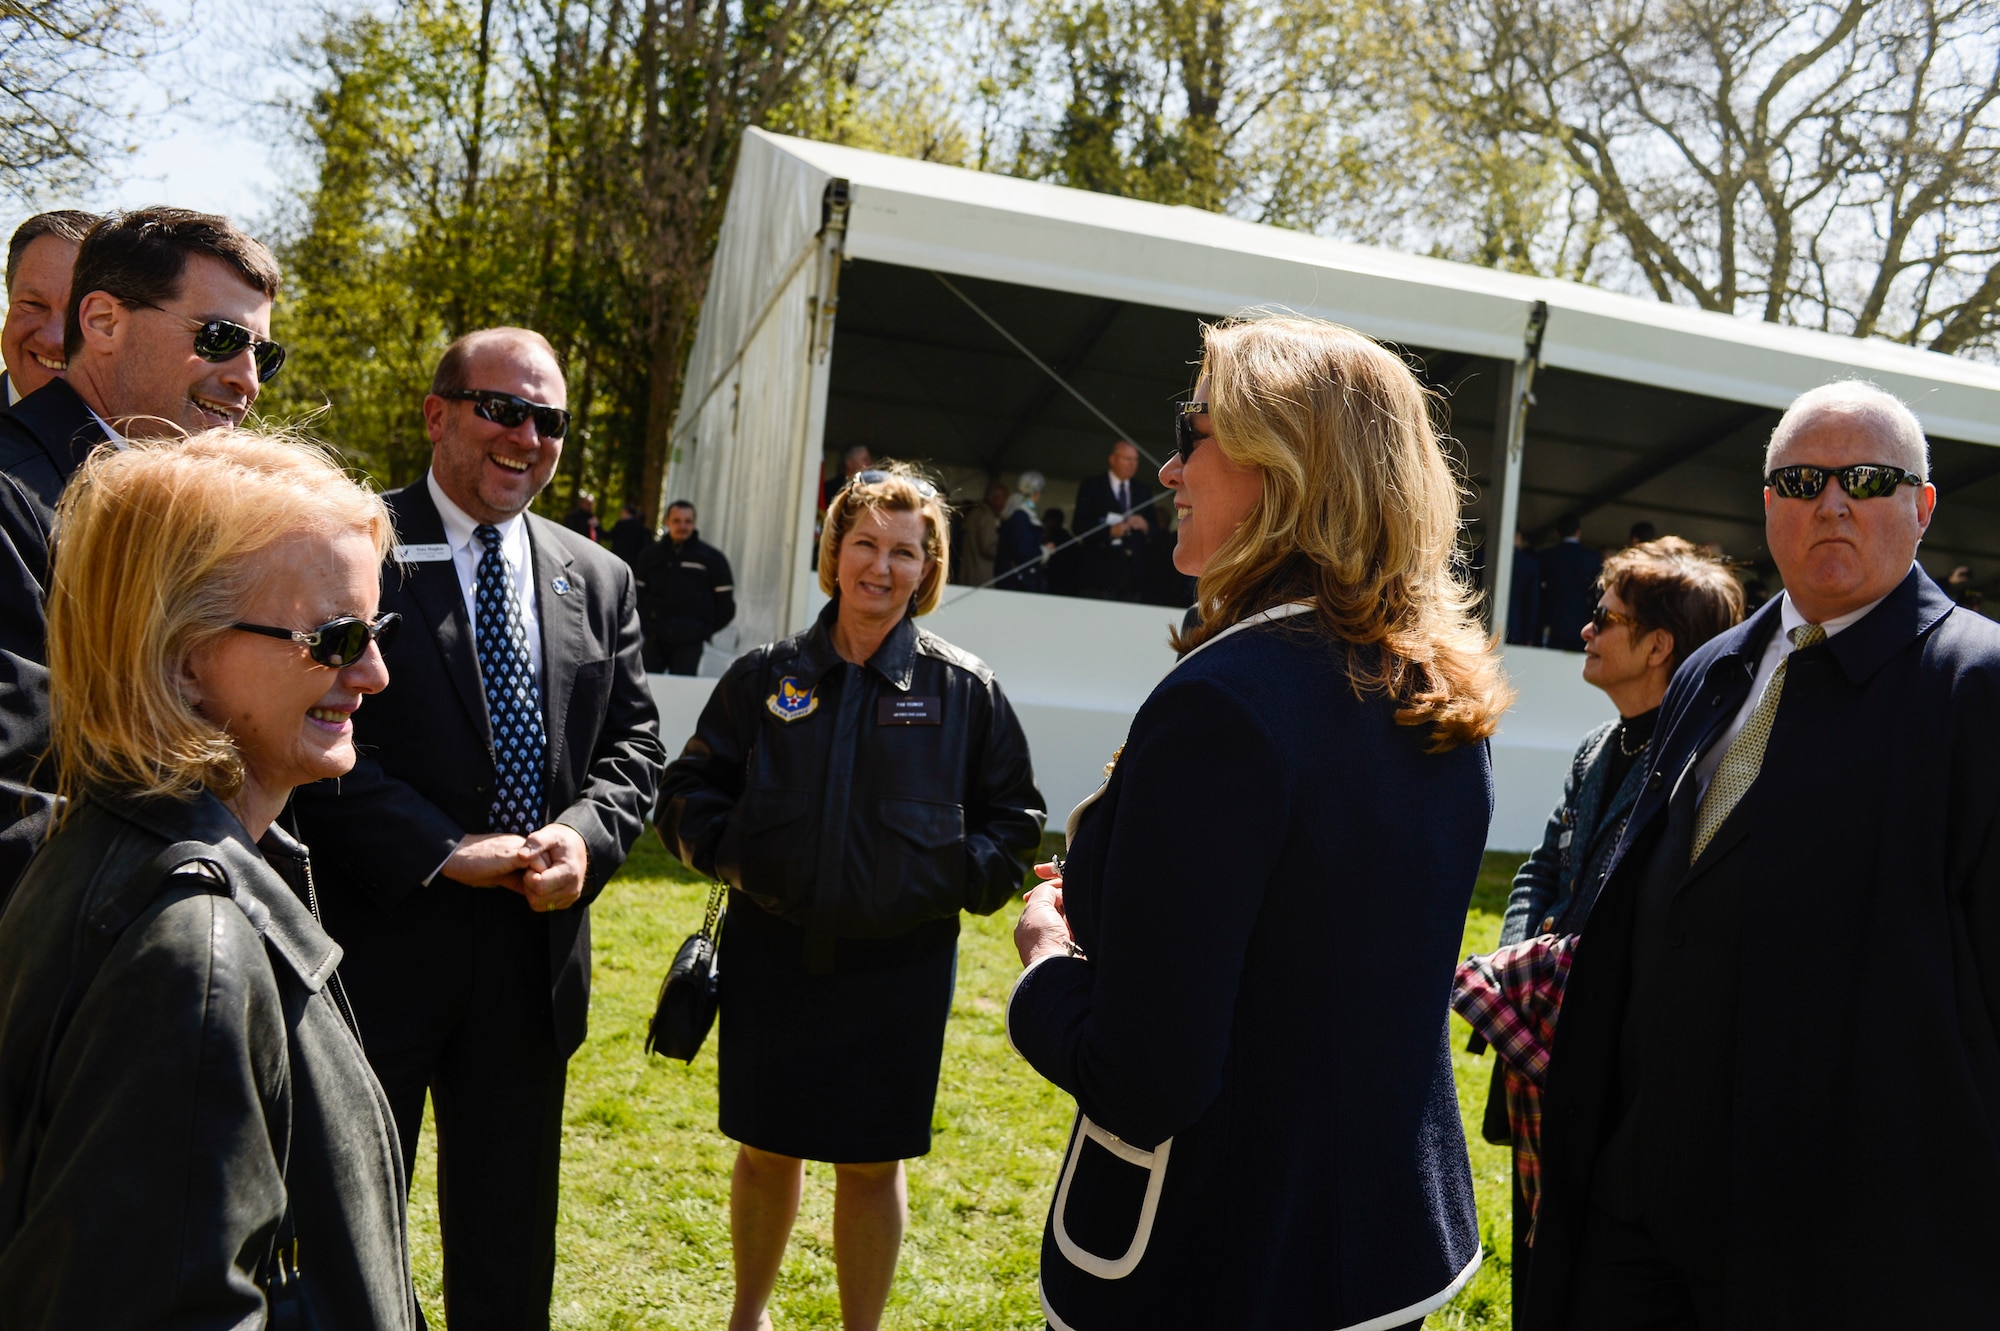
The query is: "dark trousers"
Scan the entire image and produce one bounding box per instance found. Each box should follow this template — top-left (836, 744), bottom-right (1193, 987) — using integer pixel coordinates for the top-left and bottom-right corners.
top-left (1083, 545), bottom-right (1142, 601)
top-left (337, 888), bottom-right (568, 1331)
top-left (642, 636), bottom-right (703, 676)
top-left (1564, 1206), bottom-right (1705, 1331)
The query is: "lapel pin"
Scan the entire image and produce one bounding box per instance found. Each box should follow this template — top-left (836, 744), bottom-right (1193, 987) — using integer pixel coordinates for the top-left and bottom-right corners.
top-left (552, 576), bottom-right (572, 596)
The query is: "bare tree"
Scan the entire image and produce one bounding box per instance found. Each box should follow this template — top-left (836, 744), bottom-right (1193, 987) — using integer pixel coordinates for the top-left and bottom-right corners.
top-left (0, 0), bottom-right (159, 203)
top-left (1399, 0), bottom-right (2000, 353)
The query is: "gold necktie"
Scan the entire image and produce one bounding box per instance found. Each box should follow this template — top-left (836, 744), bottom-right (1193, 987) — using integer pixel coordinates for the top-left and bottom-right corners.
top-left (1690, 624), bottom-right (1826, 863)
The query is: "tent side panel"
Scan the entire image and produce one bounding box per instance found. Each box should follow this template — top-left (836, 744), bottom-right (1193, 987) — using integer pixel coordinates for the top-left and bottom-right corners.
top-left (674, 268), bottom-right (815, 655)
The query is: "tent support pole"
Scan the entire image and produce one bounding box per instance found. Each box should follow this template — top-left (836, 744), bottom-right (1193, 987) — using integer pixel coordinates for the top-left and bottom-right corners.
top-left (785, 179), bottom-right (852, 636)
top-left (1487, 300), bottom-right (1548, 640)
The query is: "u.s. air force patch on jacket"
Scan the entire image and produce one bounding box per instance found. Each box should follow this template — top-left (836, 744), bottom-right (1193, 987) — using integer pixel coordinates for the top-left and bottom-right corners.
top-left (766, 676), bottom-right (819, 722)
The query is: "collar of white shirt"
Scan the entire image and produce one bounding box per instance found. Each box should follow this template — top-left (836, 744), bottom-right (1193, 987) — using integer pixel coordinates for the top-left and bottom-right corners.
top-left (428, 469), bottom-right (529, 565)
top-left (1776, 571), bottom-right (1906, 644)
top-left (85, 403), bottom-right (125, 449)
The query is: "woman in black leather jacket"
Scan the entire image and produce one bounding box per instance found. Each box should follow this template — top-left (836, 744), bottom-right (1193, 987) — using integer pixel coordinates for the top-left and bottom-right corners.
top-left (657, 463), bottom-right (1044, 1331)
top-left (0, 431), bottom-right (418, 1329)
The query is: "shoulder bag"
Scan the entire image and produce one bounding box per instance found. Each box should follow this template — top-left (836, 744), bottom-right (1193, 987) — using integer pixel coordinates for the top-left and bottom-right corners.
top-left (645, 881), bottom-right (725, 1062)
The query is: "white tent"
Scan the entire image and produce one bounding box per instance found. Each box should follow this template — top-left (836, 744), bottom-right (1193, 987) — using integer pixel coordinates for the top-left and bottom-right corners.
top-left (654, 127), bottom-right (2000, 847)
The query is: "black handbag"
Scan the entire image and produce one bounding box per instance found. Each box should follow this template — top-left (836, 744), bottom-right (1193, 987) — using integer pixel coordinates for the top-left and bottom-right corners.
top-left (645, 882), bottom-right (725, 1062)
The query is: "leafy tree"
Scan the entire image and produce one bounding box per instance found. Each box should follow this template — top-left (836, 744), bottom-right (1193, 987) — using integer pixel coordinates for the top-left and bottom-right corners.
top-left (271, 0), bottom-right (889, 514)
top-left (1393, 0), bottom-right (2000, 351)
top-left (0, 0), bottom-right (160, 205)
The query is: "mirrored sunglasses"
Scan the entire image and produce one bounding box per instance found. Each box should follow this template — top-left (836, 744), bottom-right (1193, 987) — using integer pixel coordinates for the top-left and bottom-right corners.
top-left (444, 389), bottom-right (571, 440)
top-left (1174, 401), bottom-right (1208, 463)
top-left (232, 612), bottom-right (402, 667)
top-left (1767, 463), bottom-right (1924, 501)
top-left (133, 301), bottom-right (287, 383)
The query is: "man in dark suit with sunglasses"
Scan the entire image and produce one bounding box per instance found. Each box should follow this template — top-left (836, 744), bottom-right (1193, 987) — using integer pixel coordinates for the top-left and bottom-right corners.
top-left (1524, 381), bottom-right (2000, 1330)
top-left (0, 206), bottom-right (282, 900)
top-left (293, 327), bottom-right (663, 1331)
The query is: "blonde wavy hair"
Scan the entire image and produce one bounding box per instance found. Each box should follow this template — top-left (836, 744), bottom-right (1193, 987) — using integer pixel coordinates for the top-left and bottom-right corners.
top-left (46, 428), bottom-right (393, 810)
top-left (1176, 314), bottom-right (1512, 750)
top-left (817, 460), bottom-right (951, 616)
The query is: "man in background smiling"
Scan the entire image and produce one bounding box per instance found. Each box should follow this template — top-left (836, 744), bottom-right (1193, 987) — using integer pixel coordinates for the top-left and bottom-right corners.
top-left (0, 206), bottom-right (282, 898)
top-left (1, 210), bottom-right (102, 405)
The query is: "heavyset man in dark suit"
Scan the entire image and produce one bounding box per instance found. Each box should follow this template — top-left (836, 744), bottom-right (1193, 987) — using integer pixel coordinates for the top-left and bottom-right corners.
top-left (1525, 381), bottom-right (2000, 1329)
top-left (1071, 438), bottom-right (1154, 600)
top-left (1, 211), bottom-right (100, 406)
top-left (293, 327), bottom-right (663, 1329)
top-left (0, 207), bottom-right (281, 897)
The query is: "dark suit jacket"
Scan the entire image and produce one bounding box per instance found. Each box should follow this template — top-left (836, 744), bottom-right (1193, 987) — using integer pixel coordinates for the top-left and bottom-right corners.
top-left (0, 380), bottom-right (109, 898)
top-left (1527, 567), bottom-right (2000, 1328)
top-left (291, 478), bottom-right (665, 1056)
top-left (1536, 539), bottom-right (1603, 650)
top-left (1071, 472), bottom-right (1154, 554)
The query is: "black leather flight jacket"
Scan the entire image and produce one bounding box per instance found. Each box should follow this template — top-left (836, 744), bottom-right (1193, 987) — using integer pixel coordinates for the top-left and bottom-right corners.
top-left (657, 601), bottom-right (1045, 942)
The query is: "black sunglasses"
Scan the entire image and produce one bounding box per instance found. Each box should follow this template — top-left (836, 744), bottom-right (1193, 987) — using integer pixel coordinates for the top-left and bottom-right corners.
top-left (232, 612), bottom-right (401, 667)
top-left (853, 468), bottom-right (939, 498)
top-left (1767, 463), bottom-right (1925, 501)
top-left (1174, 400), bottom-right (1208, 463)
top-left (444, 389), bottom-right (571, 440)
top-left (132, 302), bottom-right (287, 383)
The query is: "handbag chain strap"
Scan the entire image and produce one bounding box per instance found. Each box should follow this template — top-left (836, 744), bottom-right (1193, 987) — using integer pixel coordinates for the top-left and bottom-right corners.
top-left (700, 881), bottom-right (725, 941)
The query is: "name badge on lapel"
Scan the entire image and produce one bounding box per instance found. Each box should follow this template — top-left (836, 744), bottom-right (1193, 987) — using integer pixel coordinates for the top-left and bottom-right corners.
top-left (767, 676), bottom-right (819, 722)
top-left (878, 696), bottom-right (941, 726)
top-left (394, 543), bottom-right (452, 563)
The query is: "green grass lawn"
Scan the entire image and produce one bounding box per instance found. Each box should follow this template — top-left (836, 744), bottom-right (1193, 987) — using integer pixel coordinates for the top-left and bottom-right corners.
top-left (405, 837), bottom-right (1527, 1329)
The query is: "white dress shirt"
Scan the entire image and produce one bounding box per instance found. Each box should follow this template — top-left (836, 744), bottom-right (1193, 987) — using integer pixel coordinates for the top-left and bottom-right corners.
top-left (1107, 470), bottom-right (1134, 545)
top-left (427, 470), bottom-right (545, 683)
top-left (1687, 579), bottom-right (1899, 798)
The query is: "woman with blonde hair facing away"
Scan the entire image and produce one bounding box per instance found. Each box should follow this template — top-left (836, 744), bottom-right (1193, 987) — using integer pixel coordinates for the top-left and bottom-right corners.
top-left (0, 431), bottom-right (417, 1328)
top-left (1011, 315), bottom-right (1510, 1330)
top-left (657, 462), bottom-right (1044, 1331)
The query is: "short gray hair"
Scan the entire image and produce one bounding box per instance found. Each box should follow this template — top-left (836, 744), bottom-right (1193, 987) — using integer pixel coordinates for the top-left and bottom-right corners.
top-left (1765, 380), bottom-right (1930, 479)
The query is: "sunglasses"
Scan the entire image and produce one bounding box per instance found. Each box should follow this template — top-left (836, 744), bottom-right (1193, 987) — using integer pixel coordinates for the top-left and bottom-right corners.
top-left (132, 302), bottom-right (287, 383)
top-left (1174, 401), bottom-right (1208, 463)
top-left (1589, 605), bottom-right (1641, 634)
top-left (1766, 463), bottom-right (1925, 501)
top-left (232, 612), bottom-right (402, 667)
top-left (853, 469), bottom-right (939, 498)
top-left (443, 389), bottom-right (571, 440)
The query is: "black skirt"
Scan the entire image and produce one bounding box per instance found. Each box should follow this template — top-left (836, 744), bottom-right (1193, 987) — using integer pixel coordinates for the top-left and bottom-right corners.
top-left (716, 890), bottom-right (959, 1162)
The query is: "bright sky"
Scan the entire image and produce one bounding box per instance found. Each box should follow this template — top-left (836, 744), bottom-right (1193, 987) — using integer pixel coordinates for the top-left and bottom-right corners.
top-left (3, 0), bottom-right (320, 242)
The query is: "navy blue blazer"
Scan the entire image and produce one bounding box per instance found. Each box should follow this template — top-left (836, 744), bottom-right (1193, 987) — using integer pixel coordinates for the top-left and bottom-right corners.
top-left (1008, 615), bottom-right (1489, 1329)
top-left (1529, 567), bottom-right (2000, 1328)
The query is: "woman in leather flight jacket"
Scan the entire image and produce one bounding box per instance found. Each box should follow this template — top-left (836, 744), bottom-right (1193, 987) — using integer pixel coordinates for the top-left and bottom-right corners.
top-left (657, 463), bottom-right (1043, 1331)
top-left (0, 433), bottom-right (418, 1329)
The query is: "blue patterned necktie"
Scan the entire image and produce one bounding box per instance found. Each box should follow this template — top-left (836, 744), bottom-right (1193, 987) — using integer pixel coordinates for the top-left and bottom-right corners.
top-left (474, 523), bottom-right (547, 834)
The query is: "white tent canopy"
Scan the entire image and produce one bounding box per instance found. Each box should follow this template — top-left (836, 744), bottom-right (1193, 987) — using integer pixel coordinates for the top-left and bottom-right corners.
top-left (657, 128), bottom-right (2000, 846)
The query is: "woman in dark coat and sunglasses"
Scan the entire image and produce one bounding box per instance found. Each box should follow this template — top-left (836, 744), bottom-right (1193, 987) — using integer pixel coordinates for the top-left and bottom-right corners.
top-left (1011, 315), bottom-right (1510, 1330)
top-left (657, 463), bottom-right (1045, 1331)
